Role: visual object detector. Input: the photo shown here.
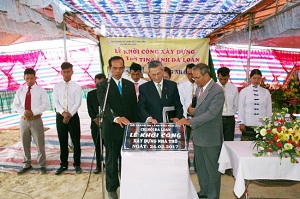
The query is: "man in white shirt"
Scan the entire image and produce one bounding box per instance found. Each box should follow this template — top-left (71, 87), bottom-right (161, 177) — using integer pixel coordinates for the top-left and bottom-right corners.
top-left (97, 56), bottom-right (138, 199)
top-left (13, 68), bottom-right (50, 175)
top-left (53, 62), bottom-right (83, 175)
top-left (178, 63), bottom-right (197, 167)
top-left (217, 67), bottom-right (238, 141)
top-left (178, 63), bottom-right (197, 119)
top-left (128, 62), bottom-right (147, 100)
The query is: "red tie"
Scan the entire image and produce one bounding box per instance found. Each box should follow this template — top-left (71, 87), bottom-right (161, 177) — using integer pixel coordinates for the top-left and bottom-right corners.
top-left (134, 82), bottom-right (139, 101)
top-left (25, 86), bottom-right (31, 110)
top-left (198, 88), bottom-right (203, 101)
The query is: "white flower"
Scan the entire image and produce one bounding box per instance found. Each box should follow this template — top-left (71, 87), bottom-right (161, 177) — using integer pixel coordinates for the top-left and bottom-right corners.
top-left (284, 143), bottom-right (293, 150)
top-left (260, 128), bottom-right (267, 136)
top-left (277, 149), bottom-right (282, 154)
top-left (259, 146), bottom-right (264, 151)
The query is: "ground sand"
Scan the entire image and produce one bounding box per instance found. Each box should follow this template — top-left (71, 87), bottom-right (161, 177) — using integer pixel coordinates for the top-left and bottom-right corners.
top-left (0, 129), bottom-right (104, 199)
top-left (0, 129), bottom-right (300, 199)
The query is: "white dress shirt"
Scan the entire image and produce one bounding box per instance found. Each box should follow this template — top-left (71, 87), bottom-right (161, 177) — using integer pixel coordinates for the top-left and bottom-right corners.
top-left (217, 81), bottom-right (238, 116)
top-left (112, 77), bottom-right (122, 86)
top-left (154, 79), bottom-right (163, 88)
top-left (237, 84), bottom-right (272, 126)
top-left (145, 79), bottom-right (164, 122)
top-left (53, 80), bottom-right (82, 116)
top-left (129, 78), bottom-right (147, 86)
top-left (13, 84), bottom-right (50, 116)
top-left (178, 80), bottom-right (197, 118)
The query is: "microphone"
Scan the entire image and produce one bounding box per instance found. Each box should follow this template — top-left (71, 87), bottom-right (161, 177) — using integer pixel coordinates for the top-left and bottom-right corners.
top-left (107, 74), bottom-right (112, 83)
top-left (192, 95), bottom-right (197, 108)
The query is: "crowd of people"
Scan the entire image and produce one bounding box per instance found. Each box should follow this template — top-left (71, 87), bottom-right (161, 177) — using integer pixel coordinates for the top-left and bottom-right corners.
top-left (12, 56), bottom-right (272, 199)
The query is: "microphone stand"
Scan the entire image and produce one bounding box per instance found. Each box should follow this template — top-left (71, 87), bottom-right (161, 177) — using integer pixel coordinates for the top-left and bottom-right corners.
top-left (98, 77), bottom-right (111, 199)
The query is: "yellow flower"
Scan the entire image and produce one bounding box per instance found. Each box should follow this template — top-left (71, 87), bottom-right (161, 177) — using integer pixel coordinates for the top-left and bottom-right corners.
top-left (281, 126), bottom-right (287, 131)
top-left (278, 133), bottom-right (289, 141)
top-left (296, 147), bottom-right (300, 156)
top-left (272, 128), bottom-right (278, 134)
top-left (292, 132), bottom-right (300, 142)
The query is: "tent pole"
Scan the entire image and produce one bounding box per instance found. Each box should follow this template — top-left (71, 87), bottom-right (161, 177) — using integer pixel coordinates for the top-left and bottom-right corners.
top-left (246, 14), bottom-right (254, 86)
top-left (63, 14), bottom-right (67, 62)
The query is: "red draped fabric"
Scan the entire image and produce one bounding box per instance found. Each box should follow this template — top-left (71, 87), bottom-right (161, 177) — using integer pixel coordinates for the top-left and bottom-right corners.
top-left (213, 46), bottom-right (291, 83)
top-left (272, 50), bottom-right (300, 72)
top-left (272, 50), bottom-right (300, 88)
top-left (0, 46), bottom-right (100, 91)
top-left (0, 51), bottom-right (41, 90)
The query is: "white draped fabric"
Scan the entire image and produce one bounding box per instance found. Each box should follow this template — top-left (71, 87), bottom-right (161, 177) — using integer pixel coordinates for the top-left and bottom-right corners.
top-left (218, 141), bottom-right (300, 198)
top-left (0, 0), bottom-right (98, 43)
top-left (217, 2), bottom-right (300, 45)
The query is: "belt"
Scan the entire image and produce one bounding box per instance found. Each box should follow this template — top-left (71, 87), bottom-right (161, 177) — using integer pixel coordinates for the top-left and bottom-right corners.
top-left (22, 115), bottom-right (41, 121)
top-left (222, 115), bottom-right (234, 119)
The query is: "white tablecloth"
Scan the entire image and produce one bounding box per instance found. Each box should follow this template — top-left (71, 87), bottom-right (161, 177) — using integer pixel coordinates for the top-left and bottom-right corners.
top-left (218, 141), bottom-right (300, 198)
top-left (120, 151), bottom-right (198, 199)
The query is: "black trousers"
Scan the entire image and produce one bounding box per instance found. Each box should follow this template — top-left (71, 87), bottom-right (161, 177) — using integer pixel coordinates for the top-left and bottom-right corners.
top-left (222, 116), bottom-right (235, 141)
top-left (56, 113), bottom-right (81, 167)
top-left (91, 125), bottom-right (102, 167)
top-left (104, 137), bottom-right (123, 192)
top-left (241, 126), bottom-right (256, 141)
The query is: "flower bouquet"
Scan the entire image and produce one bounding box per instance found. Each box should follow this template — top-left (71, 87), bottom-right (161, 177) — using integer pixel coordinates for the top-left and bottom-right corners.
top-left (262, 74), bottom-right (300, 115)
top-left (253, 108), bottom-right (300, 164)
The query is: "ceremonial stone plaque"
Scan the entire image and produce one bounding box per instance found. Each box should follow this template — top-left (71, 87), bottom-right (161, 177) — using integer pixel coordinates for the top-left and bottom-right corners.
top-left (122, 123), bottom-right (187, 151)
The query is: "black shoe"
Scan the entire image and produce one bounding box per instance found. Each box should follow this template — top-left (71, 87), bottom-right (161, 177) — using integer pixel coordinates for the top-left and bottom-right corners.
top-left (17, 165), bottom-right (32, 175)
top-left (197, 193), bottom-right (207, 198)
top-left (93, 167), bottom-right (101, 174)
top-left (39, 167), bottom-right (47, 175)
top-left (225, 169), bottom-right (233, 177)
top-left (55, 167), bottom-right (67, 175)
top-left (108, 191), bottom-right (118, 199)
top-left (75, 166), bottom-right (82, 174)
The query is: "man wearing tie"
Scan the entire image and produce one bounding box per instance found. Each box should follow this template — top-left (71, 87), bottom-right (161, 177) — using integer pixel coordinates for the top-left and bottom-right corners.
top-left (87, 73), bottom-right (106, 174)
top-left (13, 68), bottom-right (50, 175)
top-left (97, 56), bottom-right (138, 199)
top-left (138, 60), bottom-right (183, 124)
top-left (53, 62), bottom-right (83, 175)
top-left (128, 62), bottom-right (147, 100)
top-left (177, 63), bottom-right (224, 199)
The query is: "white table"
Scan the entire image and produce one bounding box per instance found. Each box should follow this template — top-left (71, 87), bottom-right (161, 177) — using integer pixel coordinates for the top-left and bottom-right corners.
top-left (120, 151), bottom-right (198, 199)
top-left (218, 141), bottom-right (300, 198)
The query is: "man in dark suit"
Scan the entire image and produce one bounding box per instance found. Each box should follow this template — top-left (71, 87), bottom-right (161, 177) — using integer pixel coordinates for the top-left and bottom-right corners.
top-left (138, 60), bottom-right (183, 124)
top-left (177, 63), bottom-right (224, 199)
top-left (97, 56), bottom-right (138, 199)
top-left (87, 73), bottom-right (106, 174)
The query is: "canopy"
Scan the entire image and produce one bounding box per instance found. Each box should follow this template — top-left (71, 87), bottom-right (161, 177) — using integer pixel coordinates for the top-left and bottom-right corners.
top-left (1, 0), bottom-right (299, 49)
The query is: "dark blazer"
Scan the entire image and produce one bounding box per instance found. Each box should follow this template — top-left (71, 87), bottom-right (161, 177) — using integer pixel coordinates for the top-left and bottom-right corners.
top-left (87, 89), bottom-right (99, 129)
top-left (138, 79), bottom-right (183, 123)
top-left (97, 78), bottom-right (138, 140)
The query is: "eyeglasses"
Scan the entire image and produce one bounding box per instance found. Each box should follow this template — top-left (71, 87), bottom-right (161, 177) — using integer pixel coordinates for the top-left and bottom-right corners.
top-left (192, 75), bottom-right (203, 81)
